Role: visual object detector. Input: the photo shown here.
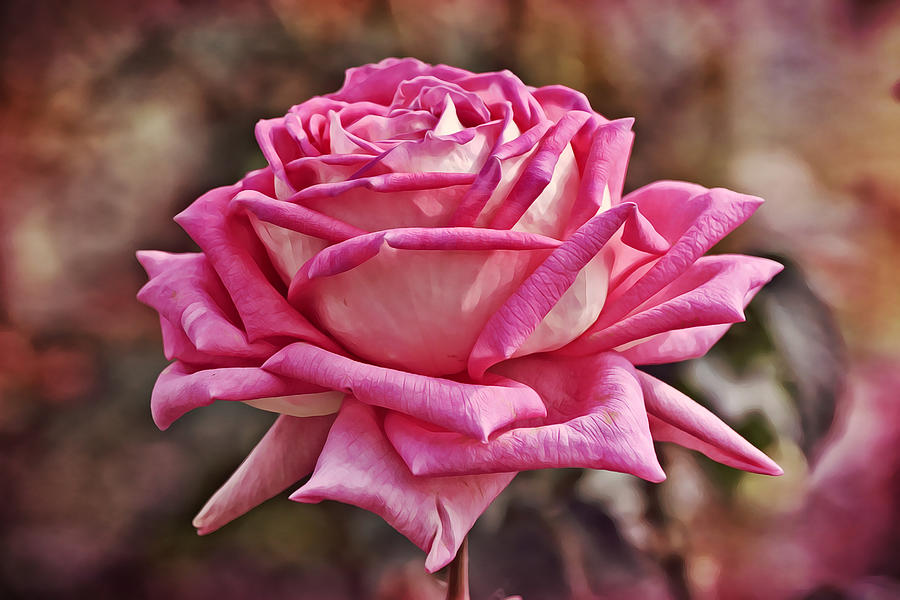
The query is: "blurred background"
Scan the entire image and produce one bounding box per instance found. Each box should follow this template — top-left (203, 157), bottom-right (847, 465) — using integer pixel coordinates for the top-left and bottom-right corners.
top-left (1, 1), bottom-right (899, 598)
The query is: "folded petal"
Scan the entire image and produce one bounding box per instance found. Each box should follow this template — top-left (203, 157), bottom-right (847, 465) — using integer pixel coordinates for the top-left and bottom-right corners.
top-left (636, 370), bottom-right (782, 475)
top-left (136, 251), bottom-right (276, 362)
top-left (566, 182), bottom-right (766, 355)
top-left (616, 323), bottom-right (733, 365)
top-left (565, 118), bottom-right (635, 235)
top-left (150, 361), bottom-right (326, 430)
top-left (488, 111), bottom-right (591, 236)
top-left (286, 228), bottom-right (558, 376)
top-left (263, 342), bottom-right (546, 441)
top-left (575, 255), bottom-right (783, 355)
top-left (193, 413), bottom-right (336, 535)
top-left (290, 171), bottom-right (476, 231)
top-left (449, 120), bottom-right (552, 227)
top-left (386, 353), bottom-right (665, 482)
top-left (291, 399), bottom-right (515, 572)
top-left (468, 202), bottom-right (669, 379)
top-left (173, 172), bottom-right (341, 352)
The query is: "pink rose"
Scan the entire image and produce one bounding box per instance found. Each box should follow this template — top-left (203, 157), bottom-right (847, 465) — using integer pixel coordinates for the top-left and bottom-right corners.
top-left (138, 58), bottom-right (782, 572)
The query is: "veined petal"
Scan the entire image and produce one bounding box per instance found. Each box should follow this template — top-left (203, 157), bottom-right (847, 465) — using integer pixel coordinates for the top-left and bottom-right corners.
top-left (136, 251), bottom-right (276, 361)
top-left (616, 323), bottom-right (734, 365)
top-left (193, 414), bottom-right (336, 535)
top-left (468, 202), bottom-right (669, 379)
top-left (173, 172), bottom-right (341, 351)
top-left (563, 183), bottom-right (766, 357)
top-left (287, 228), bottom-right (559, 376)
top-left (488, 111), bottom-right (591, 234)
top-left (636, 370), bottom-right (782, 475)
top-left (150, 361), bottom-right (326, 430)
top-left (263, 342), bottom-right (546, 441)
top-left (386, 353), bottom-right (665, 481)
top-left (291, 399), bottom-right (515, 573)
top-left (565, 118), bottom-right (635, 235)
top-left (575, 255), bottom-right (783, 354)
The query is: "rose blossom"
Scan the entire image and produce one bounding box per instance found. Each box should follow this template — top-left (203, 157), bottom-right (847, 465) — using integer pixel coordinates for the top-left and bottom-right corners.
top-left (137, 58), bottom-right (782, 572)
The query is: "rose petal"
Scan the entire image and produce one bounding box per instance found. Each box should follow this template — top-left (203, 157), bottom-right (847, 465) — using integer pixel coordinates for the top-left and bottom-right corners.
top-left (488, 111), bottom-right (592, 233)
top-left (616, 323), bottom-right (734, 365)
top-left (385, 353), bottom-right (665, 482)
top-left (243, 391), bottom-right (344, 419)
top-left (636, 370), bottom-right (782, 475)
top-left (229, 189), bottom-right (367, 283)
top-left (565, 118), bottom-right (635, 235)
top-left (150, 361), bottom-right (327, 430)
top-left (173, 173), bottom-right (341, 352)
top-left (287, 228), bottom-right (559, 376)
top-left (532, 85), bottom-right (595, 122)
top-left (330, 58), bottom-right (470, 105)
top-left (576, 255), bottom-right (783, 354)
top-left (468, 202), bottom-right (669, 379)
top-left (291, 399), bottom-right (515, 572)
top-left (193, 413), bottom-right (336, 535)
top-left (263, 342), bottom-right (546, 441)
top-left (136, 251), bottom-right (276, 361)
top-left (450, 119), bottom-right (552, 227)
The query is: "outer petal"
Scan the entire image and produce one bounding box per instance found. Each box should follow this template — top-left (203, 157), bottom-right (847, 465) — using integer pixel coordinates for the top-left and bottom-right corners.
top-left (173, 172), bottom-right (341, 352)
top-left (386, 353), bottom-right (665, 482)
top-left (287, 228), bottom-right (559, 376)
top-left (566, 182), bottom-right (765, 355)
top-left (581, 255), bottom-right (783, 354)
top-left (136, 251), bottom-right (276, 362)
top-left (291, 399), bottom-right (515, 573)
top-left (150, 361), bottom-right (327, 430)
top-left (263, 342), bottom-right (546, 441)
top-left (616, 323), bottom-right (733, 365)
top-left (636, 370), bottom-right (782, 475)
top-left (468, 202), bottom-right (669, 379)
top-left (193, 413), bottom-right (336, 535)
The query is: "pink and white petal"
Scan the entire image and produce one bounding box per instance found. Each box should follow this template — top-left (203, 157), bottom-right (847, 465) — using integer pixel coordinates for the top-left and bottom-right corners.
top-left (230, 189), bottom-right (366, 283)
top-left (263, 342), bottom-right (546, 441)
top-left (150, 361), bottom-right (326, 430)
top-left (244, 391), bottom-right (344, 419)
top-left (193, 413), bottom-right (336, 535)
top-left (565, 118), bottom-right (635, 236)
top-left (488, 111), bottom-right (591, 235)
top-left (137, 251), bottom-right (277, 360)
top-left (287, 228), bottom-right (559, 376)
top-left (575, 255), bottom-right (783, 353)
top-left (291, 399), bottom-right (515, 572)
top-left (379, 115), bottom-right (501, 175)
top-left (468, 203), bottom-right (668, 379)
top-left (616, 323), bottom-right (733, 365)
top-left (173, 176), bottom-right (341, 351)
top-left (386, 353), bottom-right (665, 482)
top-left (451, 120), bottom-right (552, 228)
top-left (636, 370), bottom-right (782, 475)
top-left (347, 109), bottom-right (438, 142)
top-left (585, 182), bottom-right (764, 335)
top-left (289, 171), bottom-right (475, 231)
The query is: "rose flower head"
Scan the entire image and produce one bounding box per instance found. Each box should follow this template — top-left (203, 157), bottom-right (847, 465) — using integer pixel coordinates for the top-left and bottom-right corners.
top-left (138, 58), bottom-right (782, 572)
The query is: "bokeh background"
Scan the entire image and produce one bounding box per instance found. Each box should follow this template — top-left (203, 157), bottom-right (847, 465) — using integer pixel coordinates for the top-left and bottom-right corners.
top-left (2, 1), bottom-right (899, 598)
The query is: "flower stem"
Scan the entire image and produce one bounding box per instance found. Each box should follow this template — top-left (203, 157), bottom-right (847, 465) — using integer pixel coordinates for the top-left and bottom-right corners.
top-left (446, 536), bottom-right (470, 600)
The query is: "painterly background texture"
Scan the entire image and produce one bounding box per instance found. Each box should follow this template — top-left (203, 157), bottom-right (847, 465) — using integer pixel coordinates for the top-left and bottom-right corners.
top-left (2, 1), bottom-right (899, 598)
